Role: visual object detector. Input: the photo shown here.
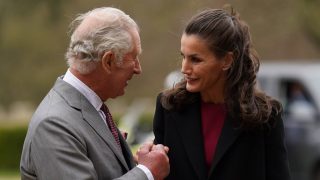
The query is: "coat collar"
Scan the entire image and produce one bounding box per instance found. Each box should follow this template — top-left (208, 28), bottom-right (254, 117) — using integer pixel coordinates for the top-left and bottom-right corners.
top-left (172, 96), bottom-right (242, 179)
top-left (52, 77), bottom-right (130, 170)
top-left (208, 114), bottom-right (242, 176)
top-left (172, 98), bottom-right (207, 180)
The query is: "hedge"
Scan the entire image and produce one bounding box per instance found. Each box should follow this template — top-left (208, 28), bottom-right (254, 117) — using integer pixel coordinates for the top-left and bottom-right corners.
top-left (0, 125), bottom-right (27, 171)
top-left (0, 113), bottom-right (153, 172)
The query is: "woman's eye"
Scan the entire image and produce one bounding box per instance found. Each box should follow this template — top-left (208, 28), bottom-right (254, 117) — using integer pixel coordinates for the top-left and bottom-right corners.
top-left (191, 57), bottom-right (201, 63)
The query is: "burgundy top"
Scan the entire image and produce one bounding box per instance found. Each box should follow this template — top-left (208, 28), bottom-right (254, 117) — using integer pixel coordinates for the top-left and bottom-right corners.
top-left (201, 101), bottom-right (226, 169)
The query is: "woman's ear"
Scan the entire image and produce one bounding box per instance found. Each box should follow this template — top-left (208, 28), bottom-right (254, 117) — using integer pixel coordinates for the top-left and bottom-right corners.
top-left (222, 52), bottom-right (234, 71)
top-left (101, 51), bottom-right (114, 72)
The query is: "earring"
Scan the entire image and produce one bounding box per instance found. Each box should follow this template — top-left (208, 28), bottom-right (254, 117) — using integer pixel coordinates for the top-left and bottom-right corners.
top-left (222, 67), bottom-right (229, 71)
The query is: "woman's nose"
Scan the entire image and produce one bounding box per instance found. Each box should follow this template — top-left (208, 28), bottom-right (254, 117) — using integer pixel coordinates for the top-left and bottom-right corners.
top-left (181, 59), bottom-right (190, 74)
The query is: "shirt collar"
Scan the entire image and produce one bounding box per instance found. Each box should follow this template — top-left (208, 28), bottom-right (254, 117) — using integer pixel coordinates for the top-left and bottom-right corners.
top-left (63, 69), bottom-right (103, 110)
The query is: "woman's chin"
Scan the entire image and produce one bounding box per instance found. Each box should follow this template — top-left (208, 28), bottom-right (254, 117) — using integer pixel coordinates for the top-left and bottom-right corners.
top-left (186, 86), bottom-right (198, 93)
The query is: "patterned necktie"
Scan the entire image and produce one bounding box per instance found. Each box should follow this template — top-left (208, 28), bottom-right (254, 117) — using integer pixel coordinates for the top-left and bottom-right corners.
top-left (100, 103), bottom-right (121, 149)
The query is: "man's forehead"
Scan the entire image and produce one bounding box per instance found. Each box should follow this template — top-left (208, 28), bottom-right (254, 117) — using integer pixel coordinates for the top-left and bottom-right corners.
top-left (130, 29), bottom-right (142, 55)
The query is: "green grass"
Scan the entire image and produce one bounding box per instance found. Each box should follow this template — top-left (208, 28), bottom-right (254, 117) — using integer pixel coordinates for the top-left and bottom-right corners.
top-left (0, 171), bottom-right (20, 180)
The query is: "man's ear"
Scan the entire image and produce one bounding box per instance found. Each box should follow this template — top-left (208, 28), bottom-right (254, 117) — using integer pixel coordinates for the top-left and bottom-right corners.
top-left (101, 51), bottom-right (114, 72)
top-left (222, 52), bottom-right (234, 71)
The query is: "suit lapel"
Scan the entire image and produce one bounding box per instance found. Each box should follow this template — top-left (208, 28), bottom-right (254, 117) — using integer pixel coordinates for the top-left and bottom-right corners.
top-left (118, 129), bottom-right (136, 169)
top-left (173, 100), bottom-right (207, 180)
top-left (208, 114), bottom-right (242, 176)
top-left (81, 97), bottom-right (130, 171)
top-left (53, 78), bottom-right (129, 171)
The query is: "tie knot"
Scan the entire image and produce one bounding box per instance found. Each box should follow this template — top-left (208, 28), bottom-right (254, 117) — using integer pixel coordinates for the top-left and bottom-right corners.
top-left (100, 103), bottom-right (114, 126)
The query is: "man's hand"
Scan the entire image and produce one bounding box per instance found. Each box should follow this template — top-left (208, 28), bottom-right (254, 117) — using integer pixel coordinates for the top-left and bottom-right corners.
top-left (136, 142), bottom-right (170, 180)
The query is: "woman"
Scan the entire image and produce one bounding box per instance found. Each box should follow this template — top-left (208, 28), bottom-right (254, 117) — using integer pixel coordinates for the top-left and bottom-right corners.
top-left (153, 8), bottom-right (291, 180)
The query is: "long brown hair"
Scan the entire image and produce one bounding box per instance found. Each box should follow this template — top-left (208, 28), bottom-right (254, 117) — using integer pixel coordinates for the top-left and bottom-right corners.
top-left (161, 8), bottom-right (282, 126)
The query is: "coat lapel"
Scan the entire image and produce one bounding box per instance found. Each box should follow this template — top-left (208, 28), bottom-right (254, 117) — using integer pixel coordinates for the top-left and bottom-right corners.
top-left (53, 78), bottom-right (129, 171)
top-left (173, 100), bottom-right (207, 180)
top-left (81, 99), bottom-right (129, 171)
top-left (208, 114), bottom-right (242, 176)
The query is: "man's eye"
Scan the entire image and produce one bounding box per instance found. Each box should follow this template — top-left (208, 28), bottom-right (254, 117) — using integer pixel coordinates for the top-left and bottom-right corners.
top-left (180, 53), bottom-right (185, 59)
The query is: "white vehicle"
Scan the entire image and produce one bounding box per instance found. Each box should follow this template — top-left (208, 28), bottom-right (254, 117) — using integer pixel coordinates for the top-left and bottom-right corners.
top-left (258, 62), bottom-right (320, 180)
top-left (165, 61), bottom-right (320, 180)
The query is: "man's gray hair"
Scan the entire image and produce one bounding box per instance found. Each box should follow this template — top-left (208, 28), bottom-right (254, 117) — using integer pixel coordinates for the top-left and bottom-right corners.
top-left (65, 7), bottom-right (139, 74)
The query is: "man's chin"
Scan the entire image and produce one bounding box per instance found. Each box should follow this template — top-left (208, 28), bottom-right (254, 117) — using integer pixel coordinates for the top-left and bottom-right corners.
top-left (111, 91), bottom-right (125, 99)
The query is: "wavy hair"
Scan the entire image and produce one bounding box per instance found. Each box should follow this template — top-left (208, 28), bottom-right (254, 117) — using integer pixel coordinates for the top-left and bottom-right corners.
top-left (161, 8), bottom-right (282, 126)
top-left (65, 7), bottom-right (139, 74)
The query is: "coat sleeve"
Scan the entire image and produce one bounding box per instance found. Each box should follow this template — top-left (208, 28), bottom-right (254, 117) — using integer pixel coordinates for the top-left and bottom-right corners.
top-left (29, 117), bottom-right (148, 180)
top-left (30, 117), bottom-right (98, 180)
top-left (265, 113), bottom-right (291, 180)
top-left (153, 93), bottom-right (165, 145)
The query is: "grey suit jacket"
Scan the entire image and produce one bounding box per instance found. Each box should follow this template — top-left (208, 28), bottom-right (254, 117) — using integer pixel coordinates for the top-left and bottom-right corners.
top-left (20, 77), bottom-right (148, 180)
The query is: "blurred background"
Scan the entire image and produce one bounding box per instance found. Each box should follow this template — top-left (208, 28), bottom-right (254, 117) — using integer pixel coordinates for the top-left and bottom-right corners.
top-left (0, 0), bottom-right (319, 179)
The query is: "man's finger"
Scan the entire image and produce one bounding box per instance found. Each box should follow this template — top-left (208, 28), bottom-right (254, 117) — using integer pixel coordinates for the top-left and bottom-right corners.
top-left (164, 146), bottom-right (169, 153)
top-left (138, 142), bottom-right (153, 154)
top-left (152, 144), bottom-right (168, 153)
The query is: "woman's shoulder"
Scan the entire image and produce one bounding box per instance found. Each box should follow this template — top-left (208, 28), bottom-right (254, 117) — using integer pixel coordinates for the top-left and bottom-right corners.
top-left (160, 91), bottom-right (200, 111)
top-left (260, 106), bottom-right (284, 134)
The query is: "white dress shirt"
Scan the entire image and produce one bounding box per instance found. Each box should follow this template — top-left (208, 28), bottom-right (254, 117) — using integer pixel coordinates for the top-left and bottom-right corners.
top-left (63, 69), bottom-right (154, 180)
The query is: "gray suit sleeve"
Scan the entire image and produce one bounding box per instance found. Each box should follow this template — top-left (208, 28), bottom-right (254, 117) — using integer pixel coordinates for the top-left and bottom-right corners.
top-left (30, 117), bottom-right (98, 180)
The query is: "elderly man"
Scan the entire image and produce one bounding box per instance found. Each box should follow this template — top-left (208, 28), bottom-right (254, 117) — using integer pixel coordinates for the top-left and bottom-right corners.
top-left (20, 7), bottom-right (169, 180)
